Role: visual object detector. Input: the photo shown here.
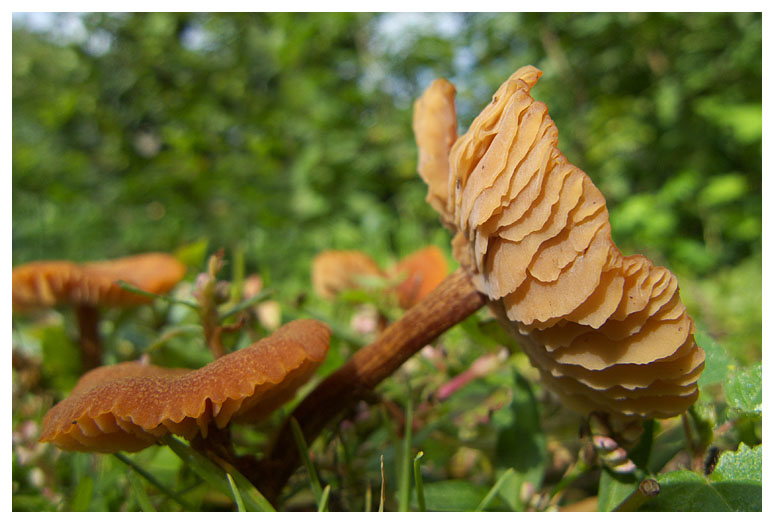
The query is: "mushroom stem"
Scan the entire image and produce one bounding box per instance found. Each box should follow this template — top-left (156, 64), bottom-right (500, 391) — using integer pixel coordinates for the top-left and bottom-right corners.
top-left (258, 267), bottom-right (486, 501)
top-left (75, 304), bottom-right (102, 370)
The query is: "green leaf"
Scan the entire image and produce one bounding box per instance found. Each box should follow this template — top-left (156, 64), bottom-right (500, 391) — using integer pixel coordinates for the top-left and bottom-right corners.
top-left (113, 452), bottom-right (191, 510)
top-left (413, 451), bottom-right (426, 512)
top-left (642, 444), bottom-right (761, 511)
top-left (476, 468), bottom-right (515, 511)
top-left (39, 323), bottom-right (81, 392)
top-left (174, 238), bottom-right (209, 269)
top-left (698, 173), bottom-right (748, 208)
top-left (69, 474), bottom-right (94, 511)
top-left (398, 395), bottom-right (413, 512)
top-left (491, 372), bottom-right (548, 510)
top-left (127, 470), bottom-right (156, 512)
top-left (694, 328), bottom-right (736, 388)
top-left (289, 416), bottom-right (323, 504)
top-left (162, 436), bottom-right (275, 512)
top-left (412, 480), bottom-right (508, 511)
top-left (597, 469), bottom-right (638, 512)
top-left (711, 443), bottom-right (761, 481)
top-left (724, 363), bottom-right (762, 416)
top-left (641, 470), bottom-right (759, 511)
top-left (317, 485), bottom-right (331, 512)
top-left (225, 473), bottom-right (246, 512)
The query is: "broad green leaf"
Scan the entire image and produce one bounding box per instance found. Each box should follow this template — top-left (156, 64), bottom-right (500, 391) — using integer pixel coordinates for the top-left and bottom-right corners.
top-left (491, 372), bottom-right (548, 510)
top-left (597, 469), bottom-right (638, 512)
top-left (710, 443), bottom-right (761, 484)
top-left (648, 420), bottom-right (689, 474)
top-left (411, 480), bottom-right (508, 511)
top-left (640, 470), bottom-right (760, 511)
top-left (724, 363), bottom-right (762, 416)
top-left (642, 443), bottom-right (761, 511)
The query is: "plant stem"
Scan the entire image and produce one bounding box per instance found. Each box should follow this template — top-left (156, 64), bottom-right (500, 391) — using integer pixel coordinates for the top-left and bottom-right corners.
top-left (75, 304), bottom-right (102, 370)
top-left (257, 268), bottom-right (486, 502)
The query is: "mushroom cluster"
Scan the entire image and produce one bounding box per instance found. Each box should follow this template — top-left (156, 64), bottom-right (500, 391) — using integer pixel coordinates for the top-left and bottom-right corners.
top-left (311, 246), bottom-right (449, 309)
top-left (40, 319), bottom-right (331, 453)
top-left (311, 250), bottom-right (384, 300)
top-left (413, 66), bottom-right (704, 420)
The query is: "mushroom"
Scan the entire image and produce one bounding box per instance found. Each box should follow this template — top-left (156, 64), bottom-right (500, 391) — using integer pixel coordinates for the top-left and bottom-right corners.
top-left (311, 250), bottom-right (384, 300)
top-left (13, 253), bottom-right (186, 370)
top-left (441, 65), bottom-right (704, 420)
top-left (256, 66), bottom-right (704, 500)
top-left (392, 246), bottom-right (449, 309)
top-left (312, 246), bottom-right (449, 309)
top-left (39, 319), bottom-right (331, 453)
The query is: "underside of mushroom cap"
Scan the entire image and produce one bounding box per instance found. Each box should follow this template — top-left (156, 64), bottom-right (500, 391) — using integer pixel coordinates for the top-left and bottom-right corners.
top-left (39, 319), bottom-right (331, 453)
top-left (413, 66), bottom-right (705, 421)
top-left (12, 253), bottom-right (186, 311)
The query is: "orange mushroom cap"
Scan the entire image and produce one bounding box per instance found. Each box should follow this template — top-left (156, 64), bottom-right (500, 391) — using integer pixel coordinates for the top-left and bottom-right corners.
top-left (311, 250), bottom-right (384, 300)
top-left (12, 252), bottom-right (187, 311)
top-left (414, 66), bottom-right (705, 421)
top-left (39, 319), bottom-right (331, 453)
top-left (413, 78), bottom-right (458, 228)
top-left (392, 246), bottom-right (449, 309)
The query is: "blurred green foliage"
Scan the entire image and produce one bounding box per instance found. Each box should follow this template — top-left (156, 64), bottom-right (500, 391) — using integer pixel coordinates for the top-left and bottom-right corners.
top-left (13, 12), bottom-right (761, 362)
top-left (12, 12), bottom-right (761, 512)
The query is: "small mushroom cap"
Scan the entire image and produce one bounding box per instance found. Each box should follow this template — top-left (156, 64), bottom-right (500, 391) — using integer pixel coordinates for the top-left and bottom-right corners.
top-left (413, 66), bottom-right (705, 420)
top-left (39, 319), bottom-right (331, 453)
top-left (392, 246), bottom-right (449, 309)
top-left (412, 78), bottom-right (458, 228)
top-left (311, 250), bottom-right (384, 300)
top-left (12, 253), bottom-right (186, 311)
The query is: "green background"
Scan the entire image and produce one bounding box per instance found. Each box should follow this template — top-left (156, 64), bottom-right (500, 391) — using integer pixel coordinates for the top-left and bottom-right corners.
top-left (13, 12), bottom-right (761, 361)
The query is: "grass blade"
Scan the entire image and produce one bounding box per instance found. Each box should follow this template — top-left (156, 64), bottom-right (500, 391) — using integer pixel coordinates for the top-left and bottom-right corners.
top-left (114, 452), bottom-right (192, 510)
top-left (365, 481), bottom-right (372, 512)
top-left (162, 435), bottom-right (275, 512)
top-left (317, 485), bottom-right (331, 512)
top-left (413, 451), bottom-right (426, 512)
top-left (226, 473), bottom-right (246, 512)
top-left (218, 289), bottom-right (274, 321)
top-left (289, 416), bottom-right (323, 504)
top-left (115, 280), bottom-right (200, 309)
top-left (398, 396), bottom-right (413, 511)
top-left (379, 455), bottom-right (386, 512)
top-left (475, 468), bottom-right (514, 511)
top-left (127, 469), bottom-right (156, 511)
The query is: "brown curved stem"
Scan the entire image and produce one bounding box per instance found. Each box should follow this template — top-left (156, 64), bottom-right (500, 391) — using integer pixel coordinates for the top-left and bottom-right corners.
top-left (76, 304), bottom-right (102, 370)
top-left (256, 267), bottom-right (486, 502)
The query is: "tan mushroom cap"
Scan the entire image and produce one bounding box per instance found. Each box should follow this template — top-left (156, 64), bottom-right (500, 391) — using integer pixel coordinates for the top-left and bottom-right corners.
top-left (311, 250), bottom-right (384, 300)
top-left (412, 78), bottom-right (458, 228)
top-left (414, 65), bottom-right (705, 420)
top-left (393, 246), bottom-right (449, 309)
top-left (39, 319), bottom-right (331, 453)
top-left (12, 253), bottom-right (187, 311)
